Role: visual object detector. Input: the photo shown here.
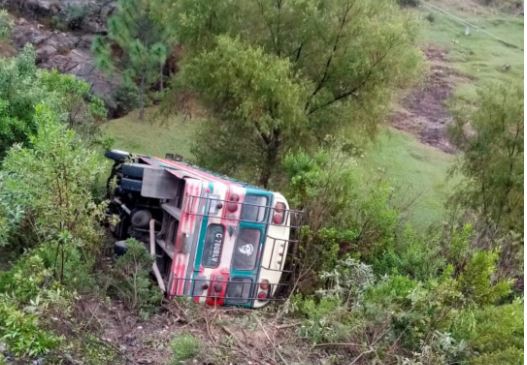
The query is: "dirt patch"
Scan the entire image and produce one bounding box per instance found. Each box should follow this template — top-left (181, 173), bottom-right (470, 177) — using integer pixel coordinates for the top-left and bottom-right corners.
top-left (70, 297), bottom-right (317, 365)
top-left (391, 46), bottom-right (467, 153)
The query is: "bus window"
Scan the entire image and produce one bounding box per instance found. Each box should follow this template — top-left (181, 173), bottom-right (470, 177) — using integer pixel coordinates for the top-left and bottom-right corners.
top-left (226, 278), bottom-right (253, 305)
top-left (201, 224), bottom-right (225, 268)
top-left (232, 229), bottom-right (260, 270)
top-left (241, 195), bottom-right (267, 223)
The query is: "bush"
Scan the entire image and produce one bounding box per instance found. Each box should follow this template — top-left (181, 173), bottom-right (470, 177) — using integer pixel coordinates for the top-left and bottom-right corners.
top-left (0, 300), bottom-right (60, 357)
top-left (0, 46), bottom-right (106, 160)
top-left (0, 249), bottom-right (70, 358)
top-left (57, 4), bottom-right (91, 30)
top-left (171, 334), bottom-right (201, 363)
top-left (108, 239), bottom-right (163, 316)
top-left (0, 104), bottom-right (107, 283)
top-left (0, 10), bottom-right (12, 39)
top-left (447, 301), bottom-right (523, 364)
top-left (458, 250), bottom-right (511, 305)
top-left (398, 0), bottom-right (421, 6)
top-left (282, 148), bottom-right (401, 281)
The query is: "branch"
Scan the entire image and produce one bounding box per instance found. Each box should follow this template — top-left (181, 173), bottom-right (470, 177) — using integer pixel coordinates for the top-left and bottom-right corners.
top-left (304, 1), bottom-right (353, 111)
top-left (307, 35), bottom-right (402, 116)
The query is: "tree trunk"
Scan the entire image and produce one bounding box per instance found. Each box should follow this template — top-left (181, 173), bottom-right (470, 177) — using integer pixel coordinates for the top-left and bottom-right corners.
top-left (159, 63), bottom-right (164, 93)
top-left (258, 130), bottom-right (280, 188)
top-left (139, 74), bottom-right (145, 120)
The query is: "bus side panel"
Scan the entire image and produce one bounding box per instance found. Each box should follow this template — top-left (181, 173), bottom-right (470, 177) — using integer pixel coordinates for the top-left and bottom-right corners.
top-left (168, 179), bottom-right (203, 296)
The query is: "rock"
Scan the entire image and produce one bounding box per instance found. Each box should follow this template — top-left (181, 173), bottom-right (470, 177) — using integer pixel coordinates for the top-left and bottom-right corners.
top-left (11, 16), bottom-right (120, 114)
top-left (1, 0), bottom-right (116, 34)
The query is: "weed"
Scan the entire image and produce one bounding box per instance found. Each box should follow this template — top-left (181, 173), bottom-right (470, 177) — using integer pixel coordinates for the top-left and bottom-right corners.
top-left (171, 334), bottom-right (201, 364)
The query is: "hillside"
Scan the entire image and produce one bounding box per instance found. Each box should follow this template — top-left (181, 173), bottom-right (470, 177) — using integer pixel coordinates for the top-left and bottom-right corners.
top-left (0, 1), bottom-right (523, 364)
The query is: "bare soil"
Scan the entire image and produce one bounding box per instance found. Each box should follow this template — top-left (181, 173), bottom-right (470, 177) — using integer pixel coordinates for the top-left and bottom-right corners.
top-left (72, 297), bottom-right (316, 365)
top-left (391, 46), bottom-right (468, 153)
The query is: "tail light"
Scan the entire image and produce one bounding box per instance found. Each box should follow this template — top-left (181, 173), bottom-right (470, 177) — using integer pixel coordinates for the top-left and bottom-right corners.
top-left (227, 193), bottom-right (240, 213)
top-left (272, 202), bottom-right (286, 224)
top-left (257, 279), bottom-right (271, 301)
top-left (206, 272), bottom-right (229, 306)
top-left (259, 279), bottom-right (270, 290)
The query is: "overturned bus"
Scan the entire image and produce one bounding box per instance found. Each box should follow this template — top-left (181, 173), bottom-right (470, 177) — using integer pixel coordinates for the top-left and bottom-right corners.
top-left (105, 150), bottom-right (301, 308)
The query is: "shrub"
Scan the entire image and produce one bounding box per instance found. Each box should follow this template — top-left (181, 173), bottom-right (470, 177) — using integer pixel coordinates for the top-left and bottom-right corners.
top-left (0, 45), bottom-right (41, 159)
top-left (108, 239), bottom-right (163, 316)
top-left (0, 249), bottom-right (68, 358)
top-left (58, 4), bottom-right (91, 30)
top-left (0, 47), bottom-right (106, 160)
top-left (398, 0), bottom-right (421, 6)
top-left (425, 12), bottom-right (435, 23)
top-left (0, 103), bottom-right (107, 279)
top-left (282, 148), bottom-right (401, 282)
top-left (171, 334), bottom-right (201, 363)
top-left (0, 300), bottom-right (60, 357)
top-left (447, 300), bottom-right (523, 364)
top-left (458, 250), bottom-right (512, 305)
top-left (0, 10), bottom-right (12, 39)
top-left (39, 70), bottom-right (107, 142)
top-left (374, 226), bottom-right (444, 280)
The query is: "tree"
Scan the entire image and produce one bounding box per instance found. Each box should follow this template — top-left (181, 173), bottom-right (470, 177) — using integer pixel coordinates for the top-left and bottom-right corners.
top-left (0, 103), bottom-right (107, 281)
top-left (181, 36), bottom-right (307, 187)
top-left (0, 46), bottom-right (106, 159)
top-left (449, 83), bottom-right (523, 279)
top-left (450, 83), bottom-right (523, 235)
top-left (92, 0), bottom-right (170, 120)
top-left (169, 0), bottom-right (422, 185)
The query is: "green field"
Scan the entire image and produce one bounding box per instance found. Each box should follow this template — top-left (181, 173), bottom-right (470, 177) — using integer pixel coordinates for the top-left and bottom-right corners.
top-left (357, 128), bottom-right (455, 230)
top-left (418, 1), bottom-right (524, 100)
top-left (102, 107), bottom-right (198, 158)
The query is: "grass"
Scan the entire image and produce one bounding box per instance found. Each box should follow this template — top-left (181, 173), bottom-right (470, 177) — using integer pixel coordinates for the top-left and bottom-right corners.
top-left (101, 107), bottom-right (199, 159)
top-left (170, 334), bottom-right (201, 363)
top-left (357, 128), bottom-right (456, 230)
top-left (418, 1), bottom-right (524, 101)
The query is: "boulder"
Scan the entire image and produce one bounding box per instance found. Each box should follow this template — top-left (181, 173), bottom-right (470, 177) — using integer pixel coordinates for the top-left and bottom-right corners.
top-left (12, 16), bottom-right (120, 114)
top-left (1, 0), bottom-right (116, 34)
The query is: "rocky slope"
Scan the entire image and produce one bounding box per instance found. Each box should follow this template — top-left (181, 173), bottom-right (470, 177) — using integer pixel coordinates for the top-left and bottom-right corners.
top-left (2, 0), bottom-right (121, 114)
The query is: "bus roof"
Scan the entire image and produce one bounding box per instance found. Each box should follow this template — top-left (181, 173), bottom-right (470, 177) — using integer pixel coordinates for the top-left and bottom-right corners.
top-left (140, 155), bottom-right (268, 193)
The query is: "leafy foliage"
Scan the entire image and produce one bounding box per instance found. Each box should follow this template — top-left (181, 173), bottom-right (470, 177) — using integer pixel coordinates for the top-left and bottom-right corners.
top-left (0, 46), bottom-right (106, 159)
top-left (108, 238), bottom-right (163, 316)
top-left (450, 83), bottom-right (523, 234)
top-left (39, 70), bottom-right (107, 138)
top-left (0, 250), bottom-right (70, 358)
top-left (0, 46), bottom-right (41, 158)
top-left (171, 334), bottom-right (201, 363)
top-left (181, 35), bottom-right (307, 186)
top-left (93, 0), bottom-right (171, 119)
top-left (0, 10), bottom-right (12, 40)
top-left (169, 0), bottom-right (422, 185)
top-left (0, 104), bottom-right (107, 283)
top-left (450, 83), bottom-right (523, 279)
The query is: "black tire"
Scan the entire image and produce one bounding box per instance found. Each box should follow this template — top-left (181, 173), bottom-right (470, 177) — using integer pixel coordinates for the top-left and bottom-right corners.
top-left (105, 149), bottom-right (131, 162)
top-left (120, 177), bottom-right (142, 193)
top-left (130, 209), bottom-right (152, 228)
top-left (122, 163), bottom-right (146, 179)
